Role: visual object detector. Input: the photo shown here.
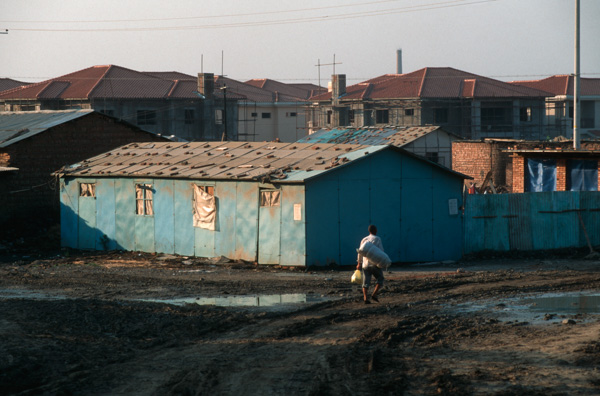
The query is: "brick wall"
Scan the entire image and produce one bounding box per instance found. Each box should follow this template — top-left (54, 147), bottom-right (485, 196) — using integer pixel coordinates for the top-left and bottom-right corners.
top-left (512, 156), bottom-right (525, 193)
top-left (452, 142), bottom-right (493, 188)
top-left (0, 113), bottom-right (167, 230)
top-left (556, 159), bottom-right (567, 191)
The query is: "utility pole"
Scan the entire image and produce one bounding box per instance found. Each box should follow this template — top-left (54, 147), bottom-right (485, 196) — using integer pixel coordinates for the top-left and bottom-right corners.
top-left (573, 0), bottom-right (580, 149)
top-left (315, 54), bottom-right (342, 93)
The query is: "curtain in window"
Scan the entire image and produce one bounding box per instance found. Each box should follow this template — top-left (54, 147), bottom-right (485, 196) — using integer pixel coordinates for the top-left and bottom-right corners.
top-left (260, 190), bottom-right (280, 207)
top-left (569, 159), bottom-right (598, 191)
top-left (193, 185), bottom-right (216, 230)
top-left (526, 159), bottom-right (556, 192)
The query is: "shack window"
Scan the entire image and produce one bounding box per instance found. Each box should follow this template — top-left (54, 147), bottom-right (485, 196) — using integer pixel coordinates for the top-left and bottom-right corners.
top-left (526, 159), bottom-right (556, 192)
top-left (80, 183), bottom-right (96, 197)
top-left (260, 190), bottom-right (280, 207)
top-left (568, 159), bottom-right (598, 191)
top-left (135, 184), bottom-right (154, 215)
top-left (193, 185), bottom-right (216, 230)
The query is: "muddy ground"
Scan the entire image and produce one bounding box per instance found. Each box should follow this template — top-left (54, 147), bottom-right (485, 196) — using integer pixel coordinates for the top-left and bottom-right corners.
top-left (2, 233), bottom-right (600, 395)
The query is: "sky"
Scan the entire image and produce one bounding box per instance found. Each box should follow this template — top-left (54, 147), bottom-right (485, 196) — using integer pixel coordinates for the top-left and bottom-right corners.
top-left (1, 0), bottom-right (599, 85)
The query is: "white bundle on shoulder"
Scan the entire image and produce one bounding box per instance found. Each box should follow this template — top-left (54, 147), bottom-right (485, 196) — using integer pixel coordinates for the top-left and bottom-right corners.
top-left (357, 241), bottom-right (391, 269)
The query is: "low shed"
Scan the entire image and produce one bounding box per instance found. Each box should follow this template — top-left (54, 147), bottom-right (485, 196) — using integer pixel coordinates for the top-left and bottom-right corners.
top-left (57, 141), bottom-right (467, 266)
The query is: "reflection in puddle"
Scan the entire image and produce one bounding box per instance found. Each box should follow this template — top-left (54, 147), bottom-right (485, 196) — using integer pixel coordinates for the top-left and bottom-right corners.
top-left (451, 292), bottom-right (600, 325)
top-left (139, 293), bottom-right (329, 308)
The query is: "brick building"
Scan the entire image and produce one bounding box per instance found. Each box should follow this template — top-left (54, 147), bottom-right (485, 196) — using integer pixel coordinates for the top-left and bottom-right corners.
top-left (453, 139), bottom-right (600, 193)
top-left (0, 110), bottom-right (168, 231)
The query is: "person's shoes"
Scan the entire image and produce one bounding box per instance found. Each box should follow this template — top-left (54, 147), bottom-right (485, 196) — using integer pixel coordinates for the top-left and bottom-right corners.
top-left (364, 300), bottom-right (371, 304)
top-left (372, 295), bottom-right (379, 303)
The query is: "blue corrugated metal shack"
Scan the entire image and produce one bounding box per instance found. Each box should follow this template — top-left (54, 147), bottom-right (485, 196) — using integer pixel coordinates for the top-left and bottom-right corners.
top-left (56, 141), bottom-right (467, 266)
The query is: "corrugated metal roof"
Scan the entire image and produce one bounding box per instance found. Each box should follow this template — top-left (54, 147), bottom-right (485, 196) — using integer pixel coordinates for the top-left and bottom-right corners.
top-left (0, 110), bottom-right (94, 147)
top-left (55, 141), bottom-right (398, 183)
top-left (310, 67), bottom-right (552, 101)
top-left (297, 126), bottom-right (446, 147)
top-left (57, 140), bottom-right (470, 183)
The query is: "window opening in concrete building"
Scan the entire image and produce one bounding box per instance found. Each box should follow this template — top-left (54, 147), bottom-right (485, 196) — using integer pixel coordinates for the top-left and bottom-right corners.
top-left (348, 109), bottom-right (355, 124)
top-left (262, 112), bottom-right (271, 119)
top-left (376, 109), bottom-right (389, 124)
top-left (425, 152), bottom-right (439, 164)
top-left (286, 112), bottom-right (297, 117)
top-left (405, 108), bottom-right (415, 116)
top-left (520, 107), bottom-right (532, 122)
top-left (582, 101), bottom-right (596, 129)
top-left (135, 184), bottom-right (154, 215)
top-left (434, 108), bottom-right (448, 124)
top-left (481, 107), bottom-right (509, 132)
top-left (137, 110), bottom-right (157, 125)
top-left (215, 109), bottom-right (223, 125)
top-left (184, 109), bottom-right (195, 125)
top-left (251, 112), bottom-right (258, 117)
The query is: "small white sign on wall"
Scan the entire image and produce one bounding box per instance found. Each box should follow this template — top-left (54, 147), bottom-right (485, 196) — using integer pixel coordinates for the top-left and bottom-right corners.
top-left (293, 204), bottom-right (302, 221)
top-left (448, 199), bottom-right (458, 215)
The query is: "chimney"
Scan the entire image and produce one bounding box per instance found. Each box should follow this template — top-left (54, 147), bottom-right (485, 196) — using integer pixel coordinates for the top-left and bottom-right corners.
top-left (331, 74), bottom-right (346, 103)
top-left (197, 73), bottom-right (214, 99)
top-left (396, 49), bottom-right (402, 74)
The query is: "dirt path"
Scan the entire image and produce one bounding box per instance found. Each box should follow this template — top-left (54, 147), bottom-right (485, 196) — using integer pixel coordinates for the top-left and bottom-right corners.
top-left (2, 250), bottom-right (600, 395)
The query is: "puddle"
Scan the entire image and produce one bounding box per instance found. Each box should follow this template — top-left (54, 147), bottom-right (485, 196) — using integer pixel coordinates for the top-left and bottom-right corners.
top-left (137, 293), bottom-right (333, 309)
top-left (0, 289), bottom-right (66, 301)
top-left (451, 292), bottom-right (600, 325)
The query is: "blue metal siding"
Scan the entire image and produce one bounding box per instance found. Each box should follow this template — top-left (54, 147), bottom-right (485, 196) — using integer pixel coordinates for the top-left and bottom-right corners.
top-left (258, 200), bottom-right (281, 264)
top-left (154, 179), bottom-right (175, 254)
top-left (234, 183), bottom-right (258, 261)
top-left (431, 171), bottom-right (463, 261)
top-left (96, 179), bottom-right (117, 250)
top-left (339, 178), bottom-right (370, 265)
top-left (400, 178), bottom-right (433, 261)
top-left (214, 182), bottom-right (238, 258)
top-left (280, 185), bottom-right (306, 267)
top-left (114, 179), bottom-right (135, 251)
top-left (134, 181), bottom-right (155, 253)
top-left (173, 180), bottom-right (195, 256)
top-left (464, 192), bottom-right (600, 254)
top-left (304, 175), bottom-right (341, 267)
top-left (78, 184), bottom-right (96, 250)
top-left (60, 178), bottom-right (79, 248)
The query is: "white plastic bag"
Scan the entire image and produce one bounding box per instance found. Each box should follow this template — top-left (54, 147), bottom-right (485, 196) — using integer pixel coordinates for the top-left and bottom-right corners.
top-left (357, 241), bottom-right (391, 269)
top-left (351, 269), bottom-right (362, 284)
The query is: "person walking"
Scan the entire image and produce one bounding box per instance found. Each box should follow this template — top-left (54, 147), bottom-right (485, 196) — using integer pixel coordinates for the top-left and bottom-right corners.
top-left (356, 224), bottom-right (385, 304)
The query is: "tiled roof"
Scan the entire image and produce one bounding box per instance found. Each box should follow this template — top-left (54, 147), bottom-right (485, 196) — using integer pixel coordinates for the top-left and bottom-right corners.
top-left (0, 78), bottom-right (30, 93)
top-left (0, 65), bottom-right (203, 100)
top-left (215, 76), bottom-right (290, 102)
top-left (509, 75), bottom-right (600, 96)
top-left (244, 78), bottom-right (319, 100)
top-left (56, 140), bottom-right (390, 183)
top-left (310, 67), bottom-right (552, 101)
top-left (297, 126), bottom-right (453, 147)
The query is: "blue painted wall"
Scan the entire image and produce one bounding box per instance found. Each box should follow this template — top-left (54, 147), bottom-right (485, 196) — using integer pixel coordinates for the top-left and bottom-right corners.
top-left (304, 150), bottom-right (464, 265)
top-left (60, 148), bottom-right (464, 266)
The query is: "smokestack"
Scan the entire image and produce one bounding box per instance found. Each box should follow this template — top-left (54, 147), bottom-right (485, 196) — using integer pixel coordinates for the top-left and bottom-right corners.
top-left (197, 73), bottom-right (214, 99)
top-left (331, 74), bottom-right (346, 103)
top-left (396, 49), bottom-right (402, 74)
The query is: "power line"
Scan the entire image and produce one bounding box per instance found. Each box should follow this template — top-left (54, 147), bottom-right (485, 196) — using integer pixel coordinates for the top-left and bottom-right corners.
top-left (5, 1), bottom-right (497, 32)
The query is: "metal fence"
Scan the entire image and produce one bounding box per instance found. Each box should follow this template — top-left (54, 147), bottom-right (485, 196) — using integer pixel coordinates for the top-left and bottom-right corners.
top-left (464, 192), bottom-right (600, 254)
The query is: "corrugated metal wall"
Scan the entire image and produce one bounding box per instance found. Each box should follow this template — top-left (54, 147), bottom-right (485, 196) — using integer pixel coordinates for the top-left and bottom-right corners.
top-left (305, 150), bottom-right (464, 266)
top-left (464, 192), bottom-right (600, 253)
top-left (60, 177), bottom-right (307, 265)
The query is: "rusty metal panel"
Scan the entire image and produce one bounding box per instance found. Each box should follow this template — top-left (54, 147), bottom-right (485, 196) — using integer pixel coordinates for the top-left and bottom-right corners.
top-left (258, 187), bottom-right (281, 264)
top-left (234, 182), bottom-right (258, 261)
